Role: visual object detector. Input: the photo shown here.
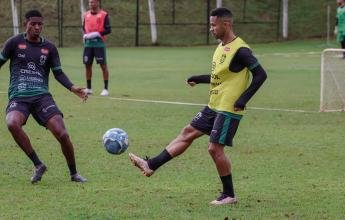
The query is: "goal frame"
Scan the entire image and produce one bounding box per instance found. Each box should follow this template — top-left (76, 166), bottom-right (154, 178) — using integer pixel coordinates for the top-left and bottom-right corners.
top-left (320, 48), bottom-right (345, 112)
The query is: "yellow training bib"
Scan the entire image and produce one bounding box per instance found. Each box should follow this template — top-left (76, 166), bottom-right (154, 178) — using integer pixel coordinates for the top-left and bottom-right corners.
top-left (208, 37), bottom-right (250, 114)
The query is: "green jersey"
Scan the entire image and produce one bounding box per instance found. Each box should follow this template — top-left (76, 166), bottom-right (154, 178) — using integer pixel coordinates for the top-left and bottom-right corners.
top-left (0, 33), bottom-right (62, 100)
top-left (336, 6), bottom-right (345, 41)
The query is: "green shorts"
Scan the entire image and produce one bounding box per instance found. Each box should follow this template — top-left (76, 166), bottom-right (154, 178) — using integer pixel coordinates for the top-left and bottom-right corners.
top-left (190, 106), bottom-right (242, 146)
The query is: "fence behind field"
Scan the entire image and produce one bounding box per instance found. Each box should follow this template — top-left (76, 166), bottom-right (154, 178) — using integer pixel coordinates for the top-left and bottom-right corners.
top-left (0, 0), bottom-right (335, 47)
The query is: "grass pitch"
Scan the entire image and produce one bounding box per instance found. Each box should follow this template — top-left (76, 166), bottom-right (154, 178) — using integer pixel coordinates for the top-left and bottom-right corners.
top-left (0, 39), bottom-right (345, 219)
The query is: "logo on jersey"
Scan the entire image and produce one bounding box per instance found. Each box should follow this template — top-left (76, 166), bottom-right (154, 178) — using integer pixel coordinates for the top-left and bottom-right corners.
top-left (41, 48), bottom-right (49, 55)
top-left (224, 47), bottom-right (230, 52)
top-left (18, 53), bottom-right (26, 58)
top-left (39, 55), bottom-right (47, 65)
top-left (27, 62), bottom-right (36, 70)
top-left (212, 61), bottom-right (216, 72)
top-left (18, 44), bottom-right (27, 50)
top-left (9, 101), bottom-right (17, 109)
top-left (219, 54), bottom-right (226, 64)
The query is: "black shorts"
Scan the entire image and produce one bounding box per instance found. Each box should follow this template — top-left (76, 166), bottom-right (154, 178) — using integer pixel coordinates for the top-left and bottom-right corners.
top-left (190, 106), bottom-right (242, 146)
top-left (83, 47), bottom-right (107, 65)
top-left (6, 94), bottom-right (63, 127)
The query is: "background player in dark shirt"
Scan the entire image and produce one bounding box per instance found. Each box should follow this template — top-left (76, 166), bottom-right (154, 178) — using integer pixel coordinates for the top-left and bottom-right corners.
top-left (129, 7), bottom-right (267, 205)
top-left (0, 10), bottom-right (87, 183)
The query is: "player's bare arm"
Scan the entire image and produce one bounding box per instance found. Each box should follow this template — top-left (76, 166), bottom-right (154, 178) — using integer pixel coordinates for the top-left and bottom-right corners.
top-left (71, 85), bottom-right (88, 101)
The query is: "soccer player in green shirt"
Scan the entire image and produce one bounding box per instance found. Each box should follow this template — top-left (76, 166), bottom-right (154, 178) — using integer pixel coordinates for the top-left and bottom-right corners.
top-left (335, 0), bottom-right (345, 57)
top-left (0, 10), bottom-right (87, 183)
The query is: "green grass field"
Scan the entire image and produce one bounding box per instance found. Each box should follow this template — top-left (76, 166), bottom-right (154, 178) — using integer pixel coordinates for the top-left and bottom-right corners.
top-left (1, 39), bottom-right (345, 219)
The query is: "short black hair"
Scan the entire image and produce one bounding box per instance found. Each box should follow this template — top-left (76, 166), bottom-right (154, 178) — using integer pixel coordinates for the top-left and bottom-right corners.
top-left (210, 7), bottom-right (233, 19)
top-left (25, 10), bottom-right (43, 20)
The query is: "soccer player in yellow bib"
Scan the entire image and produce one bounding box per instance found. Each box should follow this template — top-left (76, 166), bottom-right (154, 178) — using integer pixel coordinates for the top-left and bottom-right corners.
top-left (129, 7), bottom-right (267, 205)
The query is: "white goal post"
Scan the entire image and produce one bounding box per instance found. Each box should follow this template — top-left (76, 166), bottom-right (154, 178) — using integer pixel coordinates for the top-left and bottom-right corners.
top-left (11, 0), bottom-right (19, 35)
top-left (320, 48), bottom-right (345, 112)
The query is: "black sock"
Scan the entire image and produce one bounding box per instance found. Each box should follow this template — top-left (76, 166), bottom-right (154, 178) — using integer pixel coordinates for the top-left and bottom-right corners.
top-left (87, 80), bottom-right (91, 89)
top-left (147, 149), bottom-right (173, 171)
top-left (104, 80), bottom-right (108, 90)
top-left (68, 164), bottom-right (77, 175)
top-left (220, 174), bottom-right (235, 197)
top-left (27, 151), bottom-right (42, 167)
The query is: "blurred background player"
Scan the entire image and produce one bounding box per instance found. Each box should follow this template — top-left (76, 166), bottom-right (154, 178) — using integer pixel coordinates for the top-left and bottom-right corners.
top-left (0, 10), bottom-right (87, 183)
top-left (335, 0), bottom-right (345, 58)
top-left (129, 7), bottom-right (267, 205)
top-left (83, 0), bottom-right (111, 96)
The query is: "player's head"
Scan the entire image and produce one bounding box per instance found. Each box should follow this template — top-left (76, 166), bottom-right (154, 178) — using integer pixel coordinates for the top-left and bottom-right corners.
top-left (337, 0), bottom-right (345, 7)
top-left (209, 8), bottom-right (233, 40)
top-left (89, 0), bottom-right (100, 12)
top-left (24, 10), bottom-right (44, 39)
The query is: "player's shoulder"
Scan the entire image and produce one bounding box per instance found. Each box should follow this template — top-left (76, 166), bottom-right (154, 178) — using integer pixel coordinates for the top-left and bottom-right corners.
top-left (6, 33), bottom-right (25, 44)
top-left (2, 33), bottom-right (25, 50)
top-left (237, 47), bottom-right (252, 54)
top-left (234, 47), bottom-right (256, 61)
top-left (40, 37), bottom-right (58, 50)
top-left (99, 9), bottom-right (108, 15)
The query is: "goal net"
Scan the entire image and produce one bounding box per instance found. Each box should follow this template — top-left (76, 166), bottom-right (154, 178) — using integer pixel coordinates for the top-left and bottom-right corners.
top-left (320, 48), bottom-right (345, 112)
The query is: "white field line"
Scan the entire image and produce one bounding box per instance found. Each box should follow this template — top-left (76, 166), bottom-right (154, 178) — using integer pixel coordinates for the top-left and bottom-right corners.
top-left (0, 51), bottom-right (323, 114)
top-left (93, 96), bottom-right (318, 113)
top-left (256, 51), bottom-right (321, 58)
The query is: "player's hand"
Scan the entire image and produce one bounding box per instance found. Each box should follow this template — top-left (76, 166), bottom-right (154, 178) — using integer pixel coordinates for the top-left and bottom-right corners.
top-left (186, 76), bottom-right (198, 87)
top-left (334, 26), bottom-right (338, 35)
top-left (234, 101), bottom-right (245, 112)
top-left (186, 80), bottom-right (197, 87)
top-left (84, 32), bottom-right (101, 40)
top-left (71, 85), bottom-right (88, 102)
top-left (234, 107), bottom-right (244, 112)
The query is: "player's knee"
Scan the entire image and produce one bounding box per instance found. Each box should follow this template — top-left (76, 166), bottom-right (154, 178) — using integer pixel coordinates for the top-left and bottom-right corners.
top-left (6, 120), bottom-right (22, 133)
top-left (208, 146), bottom-right (217, 157)
top-left (180, 126), bottom-right (197, 142)
top-left (57, 131), bottom-right (70, 143)
top-left (208, 144), bottom-right (222, 158)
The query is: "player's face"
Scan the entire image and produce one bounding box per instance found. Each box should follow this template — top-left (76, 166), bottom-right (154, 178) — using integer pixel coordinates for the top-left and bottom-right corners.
top-left (337, 0), bottom-right (345, 6)
top-left (210, 16), bottom-right (228, 40)
top-left (89, 0), bottom-right (99, 11)
top-left (25, 17), bottom-right (44, 40)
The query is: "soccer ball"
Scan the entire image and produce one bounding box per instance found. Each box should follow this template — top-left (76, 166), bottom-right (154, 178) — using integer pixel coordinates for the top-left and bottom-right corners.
top-left (102, 128), bottom-right (129, 155)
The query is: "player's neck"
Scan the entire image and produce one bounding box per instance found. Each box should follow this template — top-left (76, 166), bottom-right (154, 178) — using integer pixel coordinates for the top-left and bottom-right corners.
top-left (221, 32), bottom-right (236, 45)
top-left (91, 8), bottom-right (100, 14)
top-left (25, 33), bottom-right (41, 43)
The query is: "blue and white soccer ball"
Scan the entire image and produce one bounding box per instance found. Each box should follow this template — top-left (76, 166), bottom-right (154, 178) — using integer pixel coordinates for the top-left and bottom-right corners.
top-left (102, 128), bottom-right (129, 155)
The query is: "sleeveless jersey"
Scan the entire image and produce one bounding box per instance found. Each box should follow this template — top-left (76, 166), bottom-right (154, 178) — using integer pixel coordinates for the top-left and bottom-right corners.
top-left (208, 37), bottom-right (250, 115)
top-left (84, 10), bottom-right (107, 43)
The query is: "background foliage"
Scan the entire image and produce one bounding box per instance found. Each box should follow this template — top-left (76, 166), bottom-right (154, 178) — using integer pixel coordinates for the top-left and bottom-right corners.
top-left (0, 0), bottom-right (337, 46)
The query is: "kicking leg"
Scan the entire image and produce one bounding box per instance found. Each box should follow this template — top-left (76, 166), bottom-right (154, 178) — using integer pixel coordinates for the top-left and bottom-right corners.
top-left (129, 124), bottom-right (203, 176)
